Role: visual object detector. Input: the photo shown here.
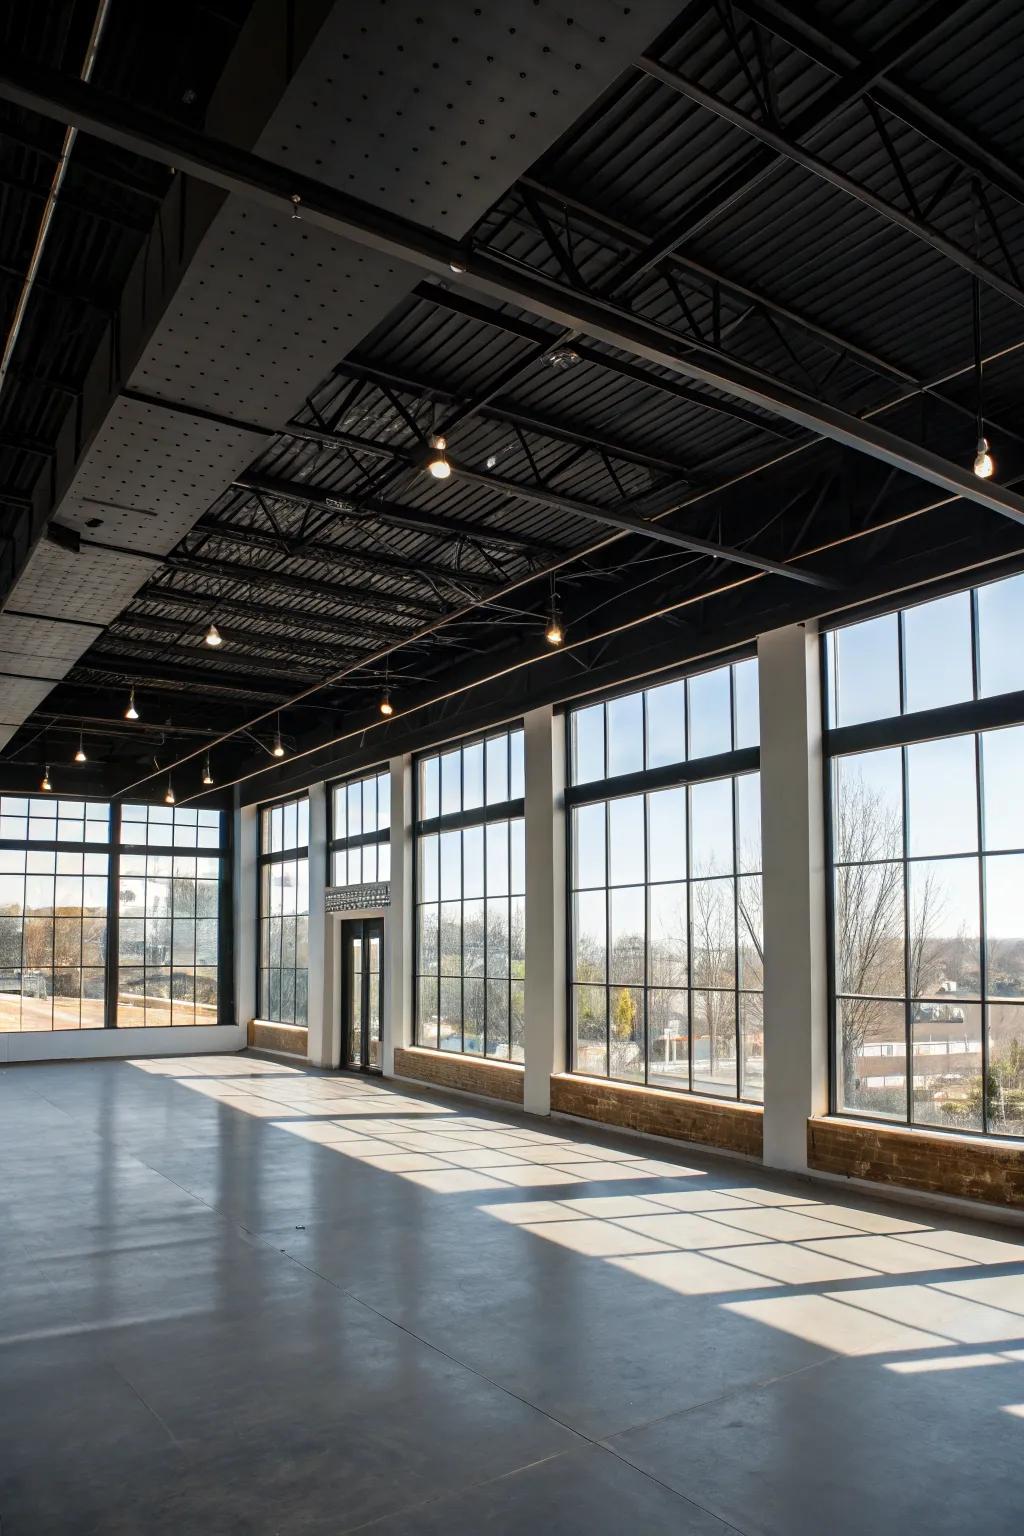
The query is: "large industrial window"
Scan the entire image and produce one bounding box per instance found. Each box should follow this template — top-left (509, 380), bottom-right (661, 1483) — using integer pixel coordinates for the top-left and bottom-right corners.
top-left (414, 726), bottom-right (525, 1060)
top-left (330, 769), bottom-right (390, 886)
top-left (0, 796), bottom-right (228, 1032)
top-left (117, 804), bottom-right (226, 1027)
top-left (567, 657), bottom-right (763, 1100)
top-left (825, 571), bottom-right (1024, 1138)
top-left (258, 795), bottom-right (310, 1026)
top-left (0, 796), bottom-right (111, 1031)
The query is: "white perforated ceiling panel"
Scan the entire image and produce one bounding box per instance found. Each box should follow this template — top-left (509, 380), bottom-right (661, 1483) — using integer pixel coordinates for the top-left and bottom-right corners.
top-left (1, 0), bottom-right (681, 753)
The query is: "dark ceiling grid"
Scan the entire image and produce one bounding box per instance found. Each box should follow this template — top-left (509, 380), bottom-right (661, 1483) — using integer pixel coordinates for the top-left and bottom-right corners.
top-left (2, 1), bottom-right (1024, 795)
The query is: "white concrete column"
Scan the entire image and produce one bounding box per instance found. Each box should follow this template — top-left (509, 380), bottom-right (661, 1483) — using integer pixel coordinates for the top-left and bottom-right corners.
top-left (305, 782), bottom-right (331, 1066)
top-left (523, 704), bottom-right (567, 1115)
top-left (383, 753), bottom-right (413, 1077)
top-left (234, 799), bottom-right (258, 1031)
top-left (758, 621), bottom-right (830, 1172)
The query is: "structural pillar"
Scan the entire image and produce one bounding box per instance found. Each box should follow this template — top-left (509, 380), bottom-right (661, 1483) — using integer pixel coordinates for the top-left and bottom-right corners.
top-left (234, 796), bottom-right (258, 1036)
top-left (384, 752), bottom-right (413, 1077)
top-left (305, 781), bottom-right (330, 1066)
top-left (758, 622), bottom-right (830, 1172)
top-left (523, 704), bottom-right (566, 1115)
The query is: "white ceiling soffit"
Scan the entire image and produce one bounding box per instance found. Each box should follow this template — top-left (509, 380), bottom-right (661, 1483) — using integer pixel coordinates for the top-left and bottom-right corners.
top-left (0, 0), bottom-right (681, 754)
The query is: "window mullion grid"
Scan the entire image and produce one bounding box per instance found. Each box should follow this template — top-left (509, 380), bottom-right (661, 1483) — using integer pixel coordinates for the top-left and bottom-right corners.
top-left (604, 799), bottom-right (611, 1079)
top-left (732, 776), bottom-right (741, 1101)
top-left (975, 730), bottom-right (989, 1135)
top-left (104, 804), bottom-right (121, 1029)
top-left (686, 780), bottom-right (694, 1095)
top-left (901, 745), bottom-right (913, 1126)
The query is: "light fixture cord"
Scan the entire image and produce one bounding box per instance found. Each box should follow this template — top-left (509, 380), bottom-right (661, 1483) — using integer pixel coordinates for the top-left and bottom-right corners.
top-left (972, 184), bottom-right (984, 439)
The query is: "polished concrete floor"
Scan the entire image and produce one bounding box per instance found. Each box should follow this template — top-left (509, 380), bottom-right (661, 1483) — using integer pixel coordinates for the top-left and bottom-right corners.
top-left (2, 1054), bottom-right (1023, 1535)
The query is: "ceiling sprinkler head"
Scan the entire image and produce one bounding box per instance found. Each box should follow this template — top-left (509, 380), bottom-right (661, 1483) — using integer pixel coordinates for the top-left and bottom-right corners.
top-left (546, 348), bottom-right (581, 370)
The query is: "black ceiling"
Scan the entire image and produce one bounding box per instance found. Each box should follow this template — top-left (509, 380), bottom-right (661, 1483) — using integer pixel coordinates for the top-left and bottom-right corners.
top-left (3, 0), bottom-right (1024, 804)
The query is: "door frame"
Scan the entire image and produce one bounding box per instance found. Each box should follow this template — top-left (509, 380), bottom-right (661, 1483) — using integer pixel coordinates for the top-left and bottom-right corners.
top-left (340, 916), bottom-right (384, 1072)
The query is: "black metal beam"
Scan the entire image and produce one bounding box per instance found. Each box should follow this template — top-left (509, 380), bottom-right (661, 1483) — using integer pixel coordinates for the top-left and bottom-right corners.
top-left (166, 548), bottom-right (447, 618)
top-left (735, 0), bottom-right (1024, 212)
top-left (129, 585), bottom-right (415, 645)
top-left (110, 612), bottom-right (358, 670)
top-left (71, 655), bottom-right (291, 700)
top-left (194, 515), bottom-right (501, 592)
top-left (234, 472), bottom-right (555, 556)
top-left (6, 59), bottom-right (1024, 526)
top-left (637, 53), bottom-right (1024, 312)
top-left (327, 358), bottom-right (695, 478)
top-left (87, 635), bottom-right (323, 685)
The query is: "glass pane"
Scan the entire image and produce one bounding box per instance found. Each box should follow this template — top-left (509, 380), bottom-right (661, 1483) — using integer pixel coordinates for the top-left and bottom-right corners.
top-left (463, 978), bottom-right (485, 1053)
top-left (486, 735), bottom-right (509, 805)
top-left (362, 777), bottom-right (377, 835)
top-left (420, 757), bottom-right (440, 821)
top-left (912, 1001), bottom-right (982, 1132)
top-left (571, 704), bottom-right (604, 786)
top-left (688, 666), bottom-right (732, 759)
top-left (647, 787), bottom-right (686, 884)
top-left (439, 977), bottom-right (461, 1051)
top-left (984, 854), bottom-right (1024, 999)
top-left (573, 985), bottom-right (607, 1076)
top-left (608, 796), bottom-right (644, 886)
top-left (419, 834), bottom-right (439, 902)
top-left (981, 726), bottom-right (1024, 852)
top-left (572, 803), bottom-right (606, 889)
top-left (609, 886), bottom-right (645, 984)
top-left (417, 976), bottom-right (439, 1048)
top-left (509, 729), bottom-right (525, 801)
top-left (832, 748), bottom-right (903, 865)
top-left (904, 592), bottom-right (973, 714)
top-left (574, 891), bottom-right (606, 983)
top-left (648, 988), bottom-right (688, 1089)
top-left (648, 883), bottom-right (687, 987)
top-left (692, 990), bottom-right (736, 1097)
top-left (439, 903), bottom-right (461, 977)
top-left (607, 692), bottom-right (643, 778)
top-left (486, 979), bottom-right (509, 1058)
top-left (441, 750), bottom-right (461, 816)
top-left (690, 778), bottom-right (734, 877)
top-left (909, 856), bottom-right (980, 999)
top-left (486, 899), bottom-right (509, 977)
top-left (485, 822), bottom-right (509, 896)
top-left (644, 680), bottom-right (685, 769)
top-left (609, 985), bottom-right (644, 1082)
top-left (439, 831), bottom-right (461, 901)
top-left (828, 613), bottom-right (899, 728)
top-left (739, 992), bottom-right (764, 1102)
top-left (736, 772), bottom-right (761, 874)
top-left (833, 862), bottom-right (904, 996)
top-left (732, 658), bottom-right (759, 749)
top-left (838, 998), bottom-right (906, 1119)
top-left (907, 735), bottom-right (977, 856)
top-left (463, 742), bottom-right (484, 810)
top-left (976, 572), bottom-right (1024, 700)
top-left (691, 878), bottom-right (736, 990)
top-left (462, 900), bottom-right (484, 976)
top-left (463, 825), bottom-right (484, 899)
top-left (987, 1002), bottom-right (1024, 1137)
top-left (510, 820), bottom-right (525, 895)
top-left (737, 875), bottom-right (763, 990)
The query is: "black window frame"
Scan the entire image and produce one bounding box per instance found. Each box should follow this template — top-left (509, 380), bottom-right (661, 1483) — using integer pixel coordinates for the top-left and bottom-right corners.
top-left (0, 794), bottom-right (231, 1032)
top-left (412, 721), bottom-right (526, 1061)
top-left (564, 651), bottom-right (763, 1103)
top-left (327, 765), bottom-right (391, 888)
top-left (256, 791), bottom-right (310, 1026)
top-left (822, 571), bottom-right (1024, 1142)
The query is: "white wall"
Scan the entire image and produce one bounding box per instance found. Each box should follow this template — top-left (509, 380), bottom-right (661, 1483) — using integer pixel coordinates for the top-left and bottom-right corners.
top-left (0, 1023), bottom-right (245, 1064)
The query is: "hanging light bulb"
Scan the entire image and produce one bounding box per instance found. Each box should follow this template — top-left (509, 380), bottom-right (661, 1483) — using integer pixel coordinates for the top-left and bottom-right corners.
top-left (204, 622), bottom-right (223, 648)
top-left (40, 764), bottom-right (52, 792)
top-left (125, 686), bottom-right (139, 721)
top-left (272, 714), bottom-right (286, 757)
top-left (974, 435), bottom-right (994, 479)
top-left (380, 688), bottom-right (394, 717)
top-left (164, 777), bottom-right (176, 806)
top-left (74, 729), bottom-right (87, 764)
top-left (426, 435), bottom-right (452, 480)
top-left (202, 754), bottom-right (214, 787)
top-left (545, 577), bottom-right (564, 646)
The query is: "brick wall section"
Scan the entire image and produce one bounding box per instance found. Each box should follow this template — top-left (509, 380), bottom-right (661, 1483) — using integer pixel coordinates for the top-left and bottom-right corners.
top-left (551, 1074), bottom-right (763, 1158)
top-left (248, 1020), bottom-right (308, 1058)
top-left (393, 1046), bottom-right (525, 1105)
top-left (808, 1117), bottom-right (1024, 1210)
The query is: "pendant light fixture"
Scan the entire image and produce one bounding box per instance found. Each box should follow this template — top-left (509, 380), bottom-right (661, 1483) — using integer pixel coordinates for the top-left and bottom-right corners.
top-left (204, 622), bottom-right (223, 648)
top-left (272, 714), bottom-right (286, 757)
top-left (545, 577), bottom-right (564, 647)
top-left (971, 200), bottom-right (995, 480)
top-left (202, 754), bottom-right (214, 787)
top-left (74, 729), bottom-right (87, 763)
top-left (40, 764), bottom-right (52, 792)
top-left (426, 434), bottom-right (452, 480)
top-left (164, 777), bottom-right (175, 806)
top-left (125, 686), bottom-right (139, 721)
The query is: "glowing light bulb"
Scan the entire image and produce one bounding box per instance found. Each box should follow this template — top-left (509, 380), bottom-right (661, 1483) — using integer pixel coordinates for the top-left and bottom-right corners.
top-left (74, 733), bottom-right (87, 763)
top-left (380, 689), bottom-right (394, 717)
top-left (545, 616), bottom-right (564, 646)
top-left (202, 757), bottom-right (214, 786)
top-left (164, 780), bottom-right (175, 806)
top-left (427, 436), bottom-right (451, 480)
top-left (125, 687), bottom-right (139, 721)
top-left (41, 766), bottom-right (52, 792)
top-left (204, 623), bottom-right (223, 647)
top-left (974, 435), bottom-right (994, 479)
top-left (272, 736), bottom-right (285, 758)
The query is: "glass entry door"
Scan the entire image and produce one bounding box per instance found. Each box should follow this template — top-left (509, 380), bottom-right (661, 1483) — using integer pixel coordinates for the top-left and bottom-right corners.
top-left (342, 918), bottom-right (383, 1071)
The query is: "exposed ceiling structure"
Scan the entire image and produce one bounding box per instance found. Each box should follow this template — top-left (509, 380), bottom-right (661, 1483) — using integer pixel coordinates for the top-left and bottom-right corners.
top-left (2, 0), bottom-right (1024, 805)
